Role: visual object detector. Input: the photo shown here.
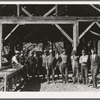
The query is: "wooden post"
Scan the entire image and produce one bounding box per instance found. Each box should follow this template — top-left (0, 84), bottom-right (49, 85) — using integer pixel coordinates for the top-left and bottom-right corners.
top-left (73, 21), bottom-right (79, 51)
top-left (98, 40), bottom-right (100, 56)
top-left (0, 23), bottom-right (2, 69)
top-left (17, 4), bottom-right (20, 17)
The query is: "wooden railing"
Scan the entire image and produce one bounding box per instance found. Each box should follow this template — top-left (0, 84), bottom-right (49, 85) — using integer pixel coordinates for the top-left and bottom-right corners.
top-left (0, 65), bottom-right (24, 91)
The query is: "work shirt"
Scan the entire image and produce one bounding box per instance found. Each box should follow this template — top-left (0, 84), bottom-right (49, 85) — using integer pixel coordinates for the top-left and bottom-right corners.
top-left (12, 56), bottom-right (19, 65)
top-left (79, 55), bottom-right (88, 65)
top-left (91, 54), bottom-right (96, 60)
top-left (60, 54), bottom-right (67, 64)
top-left (71, 55), bottom-right (79, 66)
top-left (12, 55), bottom-right (22, 68)
top-left (42, 54), bottom-right (48, 67)
top-left (47, 55), bottom-right (55, 64)
top-left (2, 56), bottom-right (9, 66)
top-left (20, 54), bottom-right (26, 65)
top-left (47, 55), bottom-right (56, 68)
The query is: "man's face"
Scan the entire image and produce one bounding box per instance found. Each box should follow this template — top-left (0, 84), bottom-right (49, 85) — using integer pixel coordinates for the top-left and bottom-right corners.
top-left (91, 50), bottom-right (94, 54)
top-left (63, 52), bottom-right (65, 55)
top-left (16, 53), bottom-right (20, 57)
top-left (2, 52), bottom-right (4, 57)
top-left (82, 52), bottom-right (85, 55)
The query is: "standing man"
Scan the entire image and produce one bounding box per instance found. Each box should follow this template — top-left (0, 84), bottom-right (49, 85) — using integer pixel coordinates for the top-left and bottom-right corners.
top-left (46, 50), bottom-right (56, 84)
top-left (59, 49), bottom-right (69, 83)
top-left (42, 50), bottom-right (48, 79)
top-left (27, 51), bottom-right (37, 78)
top-left (19, 50), bottom-right (27, 81)
top-left (71, 50), bottom-right (79, 84)
top-left (79, 49), bottom-right (89, 85)
top-left (90, 48), bottom-right (100, 88)
top-left (12, 50), bottom-right (22, 68)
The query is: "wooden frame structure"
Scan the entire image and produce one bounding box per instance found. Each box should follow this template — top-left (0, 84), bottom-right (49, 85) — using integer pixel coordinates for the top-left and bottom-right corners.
top-left (1, 4), bottom-right (100, 69)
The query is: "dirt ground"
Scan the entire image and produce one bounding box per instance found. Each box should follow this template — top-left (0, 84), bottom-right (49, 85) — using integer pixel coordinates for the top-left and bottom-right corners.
top-left (19, 74), bottom-right (100, 92)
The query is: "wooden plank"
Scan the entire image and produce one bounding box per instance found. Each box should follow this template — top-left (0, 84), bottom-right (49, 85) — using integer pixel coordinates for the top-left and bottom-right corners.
top-left (90, 30), bottom-right (100, 37)
top-left (22, 7), bottom-right (33, 17)
top-left (55, 24), bottom-right (73, 43)
top-left (79, 22), bottom-right (95, 39)
top-left (73, 22), bottom-right (79, 51)
top-left (4, 24), bottom-right (19, 40)
top-left (0, 24), bottom-right (2, 69)
top-left (90, 4), bottom-right (100, 13)
top-left (43, 6), bottom-right (56, 17)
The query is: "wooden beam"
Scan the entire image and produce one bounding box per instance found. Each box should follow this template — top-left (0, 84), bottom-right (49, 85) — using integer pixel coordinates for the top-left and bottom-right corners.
top-left (22, 7), bottom-right (33, 17)
top-left (43, 6), bottom-right (56, 17)
top-left (90, 4), bottom-right (100, 13)
top-left (55, 24), bottom-right (73, 43)
top-left (96, 22), bottom-right (100, 28)
top-left (55, 5), bottom-right (58, 17)
top-left (0, 24), bottom-right (2, 69)
top-left (0, 17), bottom-right (77, 24)
top-left (73, 21), bottom-right (79, 51)
top-left (4, 24), bottom-right (19, 40)
top-left (1, 16), bottom-right (100, 24)
top-left (90, 30), bottom-right (100, 37)
top-left (79, 22), bottom-right (95, 39)
top-left (17, 4), bottom-right (20, 17)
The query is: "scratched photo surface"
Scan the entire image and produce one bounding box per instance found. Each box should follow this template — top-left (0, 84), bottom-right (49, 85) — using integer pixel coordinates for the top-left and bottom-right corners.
top-left (1, 4), bottom-right (100, 92)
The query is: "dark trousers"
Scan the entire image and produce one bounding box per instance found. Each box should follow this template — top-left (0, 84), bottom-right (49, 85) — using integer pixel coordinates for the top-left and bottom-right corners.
top-left (81, 64), bottom-right (88, 85)
top-left (46, 68), bottom-right (55, 82)
top-left (72, 64), bottom-right (79, 83)
top-left (91, 66), bottom-right (99, 88)
top-left (59, 63), bottom-right (68, 83)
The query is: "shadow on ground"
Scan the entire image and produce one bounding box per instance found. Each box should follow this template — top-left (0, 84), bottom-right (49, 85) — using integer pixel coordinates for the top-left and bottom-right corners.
top-left (21, 77), bottom-right (42, 91)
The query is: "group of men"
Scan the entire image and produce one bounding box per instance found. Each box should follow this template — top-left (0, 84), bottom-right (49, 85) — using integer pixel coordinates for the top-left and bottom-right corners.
top-left (71, 48), bottom-right (100, 88)
top-left (11, 48), bottom-right (100, 88)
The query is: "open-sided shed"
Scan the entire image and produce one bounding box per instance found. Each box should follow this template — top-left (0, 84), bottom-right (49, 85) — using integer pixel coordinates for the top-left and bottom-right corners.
top-left (1, 4), bottom-right (100, 69)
